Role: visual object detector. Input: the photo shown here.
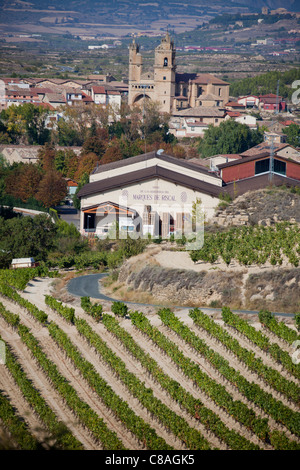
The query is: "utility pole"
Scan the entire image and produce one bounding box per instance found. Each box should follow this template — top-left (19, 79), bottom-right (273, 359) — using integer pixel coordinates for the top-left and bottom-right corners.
top-left (269, 79), bottom-right (280, 184)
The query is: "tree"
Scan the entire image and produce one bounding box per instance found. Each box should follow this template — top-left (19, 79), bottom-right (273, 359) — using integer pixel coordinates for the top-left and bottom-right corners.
top-left (0, 214), bottom-right (57, 268)
top-left (54, 148), bottom-right (78, 178)
top-left (36, 169), bottom-right (67, 208)
top-left (100, 140), bottom-right (124, 165)
top-left (81, 124), bottom-right (109, 158)
top-left (5, 163), bottom-right (42, 202)
top-left (37, 143), bottom-right (57, 172)
top-left (0, 103), bottom-right (50, 145)
top-left (284, 124), bottom-right (300, 148)
top-left (72, 172), bottom-right (89, 210)
top-left (196, 120), bottom-right (264, 158)
top-left (73, 152), bottom-right (99, 182)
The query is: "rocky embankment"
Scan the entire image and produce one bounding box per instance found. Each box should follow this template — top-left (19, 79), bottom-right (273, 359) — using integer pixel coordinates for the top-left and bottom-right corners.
top-left (212, 188), bottom-right (300, 227)
top-left (102, 247), bottom-right (300, 313)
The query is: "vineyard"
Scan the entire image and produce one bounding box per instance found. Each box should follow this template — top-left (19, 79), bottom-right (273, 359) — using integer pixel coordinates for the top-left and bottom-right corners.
top-left (189, 223), bottom-right (300, 267)
top-left (0, 268), bottom-right (299, 451)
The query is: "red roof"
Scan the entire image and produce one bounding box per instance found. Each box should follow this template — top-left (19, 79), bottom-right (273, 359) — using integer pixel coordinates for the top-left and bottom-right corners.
top-left (31, 87), bottom-right (55, 94)
top-left (259, 93), bottom-right (278, 98)
top-left (33, 102), bottom-right (55, 110)
top-left (225, 102), bottom-right (245, 107)
top-left (82, 92), bottom-right (94, 102)
top-left (226, 111), bottom-right (242, 117)
top-left (92, 86), bottom-right (106, 94)
top-left (282, 120), bottom-right (298, 126)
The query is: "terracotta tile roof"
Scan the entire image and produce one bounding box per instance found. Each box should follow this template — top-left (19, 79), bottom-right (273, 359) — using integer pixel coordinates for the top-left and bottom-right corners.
top-left (191, 73), bottom-right (229, 85)
top-left (240, 142), bottom-right (290, 157)
top-left (45, 93), bottom-right (66, 103)
top-left (226, 111), bottom-right (242, 117)
top-left (225, 101), bottom-right (245, 107)
top-left (33, 102), bottom-right (55, 110)
top-left (175, 72), bottom-right (229, 85)
top-left (174, 106), bottom-right (226, 117)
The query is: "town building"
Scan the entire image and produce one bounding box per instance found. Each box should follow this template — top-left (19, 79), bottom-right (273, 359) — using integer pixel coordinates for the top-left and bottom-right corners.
top-left (169, 106), bottom-right (226, 138)
top-left (128, 33), bottom-right (229, 114)
top-left (258, 93), bottom-right (286, 112)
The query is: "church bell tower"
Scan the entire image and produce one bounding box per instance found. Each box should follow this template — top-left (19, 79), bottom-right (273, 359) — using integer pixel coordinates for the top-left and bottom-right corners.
top-left (153, 32), bottom-right (176, 113)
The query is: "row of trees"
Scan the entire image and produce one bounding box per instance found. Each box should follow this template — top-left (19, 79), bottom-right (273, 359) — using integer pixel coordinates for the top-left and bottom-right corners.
top-left (229, 68), bottom-right (300, 101)
top-left (0, 100), bottom-right (177, 149)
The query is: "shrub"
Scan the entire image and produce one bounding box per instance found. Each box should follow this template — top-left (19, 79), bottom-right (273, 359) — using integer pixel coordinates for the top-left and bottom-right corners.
top-left (111, 301), bottom-right (128, 317)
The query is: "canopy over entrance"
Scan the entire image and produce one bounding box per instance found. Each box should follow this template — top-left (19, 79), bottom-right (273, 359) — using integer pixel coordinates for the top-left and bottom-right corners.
top-left (82, 201), bottom-right (137, 217)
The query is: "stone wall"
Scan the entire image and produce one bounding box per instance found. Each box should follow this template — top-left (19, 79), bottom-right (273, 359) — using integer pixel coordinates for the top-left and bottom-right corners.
top-left (211, 188), bottom-right (300, 227)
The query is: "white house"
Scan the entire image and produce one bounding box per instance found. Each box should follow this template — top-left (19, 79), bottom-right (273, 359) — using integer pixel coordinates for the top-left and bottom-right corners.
top-left (90, 85), bottom-right (121, 110)
top-left (237, 96), bottom-right (260, 108)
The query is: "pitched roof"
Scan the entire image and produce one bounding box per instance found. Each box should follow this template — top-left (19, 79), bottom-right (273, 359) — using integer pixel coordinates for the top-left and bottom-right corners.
top-left (175, 72), bottom-right (229, 85)
top-left (78, 165), bottom-right (222, 199)
top-left (45, 93), bottom-right (66, 103)
top-left (192, 73), bottom-right (229, 85)
top-left (174, 106), bottom-right (226, 118)
top-left (240, 142), bottom-right (291, 157)
top-left (225, 101), bottom-right (245, 107)
top-left (217, 151), bottom-right (300, 170)
top-left (91, 150), bottom-right (221, 181)
top-left (198, 93), bottom-right (220, 101)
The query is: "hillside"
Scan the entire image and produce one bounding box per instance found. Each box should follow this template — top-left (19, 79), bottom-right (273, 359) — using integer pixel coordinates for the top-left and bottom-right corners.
top-left (0, 269), bottom-right (299, 451)
top-left (102, 188), bottom-right (300, 313)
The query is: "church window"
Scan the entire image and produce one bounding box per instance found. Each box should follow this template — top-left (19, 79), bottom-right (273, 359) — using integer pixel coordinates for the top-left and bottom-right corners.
top-left (163, 76), bottom-right (166, 80)
top-left (164, 57), bottom-right (168, 66)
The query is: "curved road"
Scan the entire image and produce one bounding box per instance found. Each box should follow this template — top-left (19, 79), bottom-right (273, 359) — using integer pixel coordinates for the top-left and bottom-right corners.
top-left (67, 273), bottom-right (295, 318)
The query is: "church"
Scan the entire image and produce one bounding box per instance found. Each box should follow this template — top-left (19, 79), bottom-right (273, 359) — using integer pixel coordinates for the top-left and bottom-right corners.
top-left (128, 33), bottom-right (230, 114)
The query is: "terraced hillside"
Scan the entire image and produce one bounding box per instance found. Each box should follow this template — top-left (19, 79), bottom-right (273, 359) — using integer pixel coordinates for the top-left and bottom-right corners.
top-left (0, 269), bottom-right (299, 450)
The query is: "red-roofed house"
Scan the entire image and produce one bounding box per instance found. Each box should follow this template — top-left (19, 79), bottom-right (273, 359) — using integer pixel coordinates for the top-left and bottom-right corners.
top-left (259, 94), bottom-right (286, 112)
top-left (90, 86), bottom-right (121, 109)
top-left (225, 112), bottom-right (257, 129)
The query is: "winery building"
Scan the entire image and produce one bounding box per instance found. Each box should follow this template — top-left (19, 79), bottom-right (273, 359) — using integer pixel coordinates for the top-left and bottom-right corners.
top-left (77, 150), bottom-right (224, 238)
top-left (77, 149), bottom-right (300, 238)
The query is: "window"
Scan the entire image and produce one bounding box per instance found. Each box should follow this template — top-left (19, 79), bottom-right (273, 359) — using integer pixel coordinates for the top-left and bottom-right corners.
top-left (274, 159), bottom-right (286, 176)
top-left (255, 159), bottom-right (270, 175)
top-left (163, 76), bottom-right (166, 81)
top-left (255, 158), bottom-right (286, 176)
top-left (164, 57), bottom-right (168, 66)
top-left (84, 213), bottom-right (95, 231)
